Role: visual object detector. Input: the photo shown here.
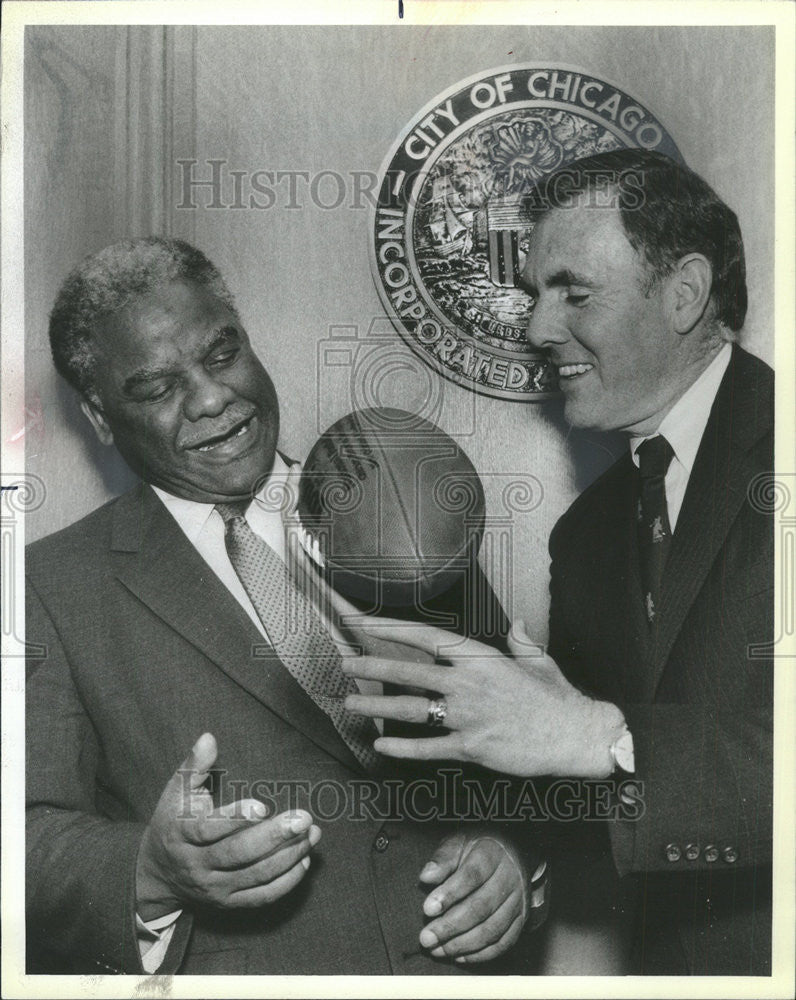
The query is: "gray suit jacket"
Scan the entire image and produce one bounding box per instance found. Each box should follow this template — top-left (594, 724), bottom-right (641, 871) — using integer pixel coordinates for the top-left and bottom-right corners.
top-left (26, 482), bottom-right (536, 975)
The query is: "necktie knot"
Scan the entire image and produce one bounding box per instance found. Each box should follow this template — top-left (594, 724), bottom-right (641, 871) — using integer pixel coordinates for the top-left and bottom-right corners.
top-left (215, 500), bottom-right (250, 525)
top-left (637, 435), bottom-right (674, 479)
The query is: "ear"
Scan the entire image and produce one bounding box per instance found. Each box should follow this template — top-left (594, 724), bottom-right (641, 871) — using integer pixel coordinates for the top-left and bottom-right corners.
top-left (80, 396), bottom-right (114, 446)
top-left (668, 253), bottom-right (712, 334)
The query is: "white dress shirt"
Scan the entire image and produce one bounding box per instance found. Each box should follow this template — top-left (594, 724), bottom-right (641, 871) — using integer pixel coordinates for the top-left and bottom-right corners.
top-left (153, 454), bottom-right (292, 640)
top-left (629, 342), bottom-right (731, 531)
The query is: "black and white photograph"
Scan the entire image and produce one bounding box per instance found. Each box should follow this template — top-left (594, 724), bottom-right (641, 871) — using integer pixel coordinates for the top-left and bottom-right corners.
top-left (1, 1), bottom-right (794, 996)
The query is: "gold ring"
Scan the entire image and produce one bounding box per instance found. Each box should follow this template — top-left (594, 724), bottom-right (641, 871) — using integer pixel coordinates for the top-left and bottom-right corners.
top-left (426, 698), bottom-right (448, 727)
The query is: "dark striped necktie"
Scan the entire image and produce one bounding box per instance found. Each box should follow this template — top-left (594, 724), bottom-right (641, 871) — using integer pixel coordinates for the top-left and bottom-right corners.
top-left (636, 435), bottom-right (675, 626)
top-left (216, 501), bottom-right (379, 771)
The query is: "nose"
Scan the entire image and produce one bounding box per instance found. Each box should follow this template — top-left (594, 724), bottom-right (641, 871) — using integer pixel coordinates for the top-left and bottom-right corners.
top-left (182, 368), bottom-right (238, 422)
top-left (525, 295), bottom-right (569, 352)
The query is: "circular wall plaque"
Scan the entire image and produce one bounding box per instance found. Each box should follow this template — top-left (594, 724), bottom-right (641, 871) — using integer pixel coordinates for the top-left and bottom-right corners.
top-left (371, 65), bottom-right (682, 401)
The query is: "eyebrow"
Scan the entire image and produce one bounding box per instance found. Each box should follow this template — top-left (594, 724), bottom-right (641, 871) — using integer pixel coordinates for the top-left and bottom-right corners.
top-left (519, 267), bottom-right (593, 299)
top-left (122, 325), bottom-right (241, 394)
top-left (547, 268), bottom-right (592, 288)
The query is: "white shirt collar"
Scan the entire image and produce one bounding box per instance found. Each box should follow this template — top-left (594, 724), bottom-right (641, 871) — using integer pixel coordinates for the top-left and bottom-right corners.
top-left (630, 342), bottom-right (731, 471)
top-left (152, 452), bottom-right (290, 543)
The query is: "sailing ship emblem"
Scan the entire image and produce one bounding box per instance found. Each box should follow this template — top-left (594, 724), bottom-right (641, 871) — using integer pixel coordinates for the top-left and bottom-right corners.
top-left (426, 173), bottom-right (474, 258)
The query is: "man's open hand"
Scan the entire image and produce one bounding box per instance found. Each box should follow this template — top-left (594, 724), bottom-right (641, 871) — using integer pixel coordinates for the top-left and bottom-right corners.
top-left (343, 619), bottom-right (626, 777)
top-left (135, 733), bottom-right (320, 920)
top-left (418, 833), bottom-right (529, 963)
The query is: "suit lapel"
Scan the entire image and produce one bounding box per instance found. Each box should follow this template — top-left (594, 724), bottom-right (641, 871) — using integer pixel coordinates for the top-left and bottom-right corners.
top-left (565, 456), bottom-right (650, 703)
top-left (110, 484), bottom-right (363, 773)
top-left (650, 347), bottom-right (773, 692)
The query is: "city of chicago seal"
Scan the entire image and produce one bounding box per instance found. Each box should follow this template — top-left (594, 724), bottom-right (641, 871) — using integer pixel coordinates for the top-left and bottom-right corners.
top-left (371, 65), bottom-right (682, 401)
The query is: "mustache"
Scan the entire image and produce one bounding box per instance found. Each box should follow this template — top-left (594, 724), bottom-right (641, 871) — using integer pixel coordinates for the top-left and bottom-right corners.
top-left (179, 406), bottom-right (257, 450)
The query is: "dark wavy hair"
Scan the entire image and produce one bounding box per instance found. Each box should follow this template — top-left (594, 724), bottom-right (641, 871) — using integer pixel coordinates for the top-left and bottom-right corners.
top-left (49, 237), bottom-right (238, 395)
top-left (525, 148), bottom-right (747, 332)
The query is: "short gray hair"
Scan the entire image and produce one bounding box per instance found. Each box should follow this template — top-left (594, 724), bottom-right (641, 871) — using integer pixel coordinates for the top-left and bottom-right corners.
top-left (49, 237), bottom-right (238, 395)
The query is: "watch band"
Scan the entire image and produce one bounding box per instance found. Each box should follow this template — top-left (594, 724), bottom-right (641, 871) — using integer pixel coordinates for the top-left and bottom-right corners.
top-left (526, 860), bottom-right (550, 932)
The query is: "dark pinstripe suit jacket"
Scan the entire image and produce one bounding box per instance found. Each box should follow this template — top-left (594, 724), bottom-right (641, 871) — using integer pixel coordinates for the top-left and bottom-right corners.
top-left (547, 346), bottom-right (774, 974)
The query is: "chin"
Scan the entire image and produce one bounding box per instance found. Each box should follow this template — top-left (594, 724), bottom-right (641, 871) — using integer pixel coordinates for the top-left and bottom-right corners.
top-left (233, 449), bottom-right (278, 491)
top-left (563, 394), bottom-right (619, 432)
top-left (563, 403), bottom-right (595, 430)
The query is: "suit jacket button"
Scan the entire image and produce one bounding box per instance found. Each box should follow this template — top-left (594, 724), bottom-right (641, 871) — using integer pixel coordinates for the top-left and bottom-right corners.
top-left (684, 843), bottom-right (700, 861)
top-left (722, 846), bottom-right (738, 864)
top-left (374, 833), bottom-right (390, 852)
top-left (665, 842), bottom-right (681, 862)
top-left (704, 844), bottom-right (720, 863)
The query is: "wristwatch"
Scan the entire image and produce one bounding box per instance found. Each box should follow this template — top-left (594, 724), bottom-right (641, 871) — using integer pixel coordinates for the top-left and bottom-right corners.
top-left (609, 724), bottom-right (635, 774)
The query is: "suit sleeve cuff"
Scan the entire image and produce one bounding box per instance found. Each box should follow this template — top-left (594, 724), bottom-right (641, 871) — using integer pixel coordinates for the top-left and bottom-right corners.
top-left (608, 703), bottom-right (771, 874)
top-left (136, 910), bottom-right (183, 973)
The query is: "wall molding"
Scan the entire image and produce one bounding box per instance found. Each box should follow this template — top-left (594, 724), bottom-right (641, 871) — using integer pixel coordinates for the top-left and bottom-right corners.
top-left (112, 25), bottom-right (197, 241)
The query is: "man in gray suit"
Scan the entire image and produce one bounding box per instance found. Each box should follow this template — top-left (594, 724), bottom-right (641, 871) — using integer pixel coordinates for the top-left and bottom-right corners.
top-left (26, 238), bottom-right (540, 975)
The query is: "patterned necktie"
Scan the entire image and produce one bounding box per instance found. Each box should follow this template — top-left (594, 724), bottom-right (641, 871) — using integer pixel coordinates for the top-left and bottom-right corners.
top-left (636, 435), bottom-right (675, 626)
top-left (216, 501), bottom-right (379, 771)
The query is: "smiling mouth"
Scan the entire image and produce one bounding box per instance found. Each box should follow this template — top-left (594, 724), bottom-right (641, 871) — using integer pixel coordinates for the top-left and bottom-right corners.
top-left (189, 416), bottom-right (255, 452)
top-left (557, 363), bottom-right (594, 380)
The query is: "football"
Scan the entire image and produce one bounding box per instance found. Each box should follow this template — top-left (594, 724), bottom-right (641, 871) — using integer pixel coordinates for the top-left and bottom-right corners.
top-left (298, 407), bottom-right (485, 606)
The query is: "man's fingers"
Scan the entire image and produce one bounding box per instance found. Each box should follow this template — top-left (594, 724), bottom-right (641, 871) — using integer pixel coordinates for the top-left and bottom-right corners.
top-left (170, 732), bottom-right (218, 794)
top-left (189, 807), bottom-right (311, 848)
top-left (207, 815), bottom-right (318, 870)
top-left (422, 886), bottom-right (523, 956)
top-left (422, 840), bottom-right (496, 917)
top-left (208, 824), bottom-right (321, 871)
top-left (185, 797), bottom-right (270, 844)
top-left (419, 833), bottom-right (466, 885)
top-left (355, 619), bottom-right (489, 661)
top-left (341, 655), bottom-right (449, 691)
top-left (213, 798), bottom-right (271, 822)
top-left (219, 830), bottom-right (316, 891)
top-left (372, 734), bottom-right (462, 760)
top-left (449, 914), bottom-right (525, 964)
top-left (224, 856), bottom-right (312, 908)
top-left (419, 839), bottom-right (526, 958)
top-left (345, 693), bottom-right (431, 724)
